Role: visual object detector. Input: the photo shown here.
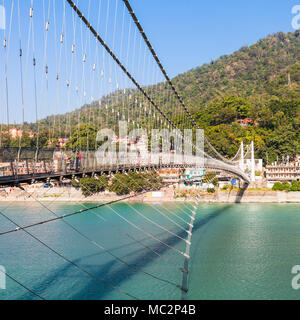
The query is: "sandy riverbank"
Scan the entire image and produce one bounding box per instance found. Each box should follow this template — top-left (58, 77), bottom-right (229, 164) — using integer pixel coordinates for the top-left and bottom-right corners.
top-left (0, 185), bottom-right (300, 204)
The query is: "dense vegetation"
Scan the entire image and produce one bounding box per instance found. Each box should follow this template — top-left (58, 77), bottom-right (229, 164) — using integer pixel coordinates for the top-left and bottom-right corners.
top-left (202, 172), bottom-right (219, 186)
top-left (2, 31), bottom-right (300, 164)
top-left (186, 31), bottom-right (300, 163)
top-left (272, 181), bottom-right (300, 192)
top-left (72, 175), bottom-right (108, 197)
top-left (72, 171), bottom-right (163, 197)
top-left (109, 171), bottom-right (163, 196)
top-left (174, 31), bottom-right (300, 107)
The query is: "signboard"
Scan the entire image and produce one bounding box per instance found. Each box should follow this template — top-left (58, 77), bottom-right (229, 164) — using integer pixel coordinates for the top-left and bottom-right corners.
top-left (152, 192), bottom-right (164, 198)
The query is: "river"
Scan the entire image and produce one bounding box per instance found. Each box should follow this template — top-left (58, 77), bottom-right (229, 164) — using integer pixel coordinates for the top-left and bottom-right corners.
top-left (0, 202), bottom-right (299, 300)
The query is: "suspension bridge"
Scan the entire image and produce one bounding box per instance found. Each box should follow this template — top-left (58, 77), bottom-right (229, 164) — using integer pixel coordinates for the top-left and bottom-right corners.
top-left (0, 0), bottom-right (252, 300)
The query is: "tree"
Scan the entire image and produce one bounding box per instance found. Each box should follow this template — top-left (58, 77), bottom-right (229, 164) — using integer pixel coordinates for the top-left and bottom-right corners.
top-left (74, 176), bottom-right (108, 197)
top-left (203, 172), bottom-right (218, 186)
top-left (265, 124), bottom-right (300, 161)
top-left (109, 174), bottom-right (132, 195)
top-left (272, 182), bottom-right (290, 191)
top-left (67, 124), bottom-right (99, 151)
top-left (109, 172), bottom-right (163, 196)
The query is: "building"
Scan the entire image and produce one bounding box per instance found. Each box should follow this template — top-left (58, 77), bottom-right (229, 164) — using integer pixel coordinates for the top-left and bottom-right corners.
top-left (9, 128), bottom-right (23, 139)
top-left (266, 156), bottom-right (300, 182)
top-left (129, 135), bottom-right (148, 155)
top-left (57, 138), bottom-right (69, 148)
top-left (112, 135), bottom-right (149, 165)
top-left (236, 118), bottom-right (257, 126)
top-left (158, 168), bottom-right (181, 183)
top-left (8, 128), bottom-right (36, 139)
top-left (0, 163), bottom-right (11, 177)
top-left (180, 168), bottom-right (205, 186)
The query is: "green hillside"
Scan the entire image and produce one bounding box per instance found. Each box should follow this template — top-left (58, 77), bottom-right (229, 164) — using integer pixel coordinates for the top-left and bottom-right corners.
top-left (186, 31), bottom-right (300, 162)
top-left (4, 30), bottom-right (300, 164)
top-left (174, 31), bottom-right (300, 111)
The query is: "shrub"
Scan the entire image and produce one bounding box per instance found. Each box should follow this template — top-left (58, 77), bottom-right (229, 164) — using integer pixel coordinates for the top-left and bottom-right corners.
top-left (272, 182), bottom-right (290, 191)
top-left (109, 171), bottom-right (163, 196)
top-left (207, 188), bottom-right (216, 194)
top-left (203, 173), bottom-right (219, 187)
top-left (109, 173), bottom-right (132, 195)
top-left (78, 176), bottom-right (108, 197)
top-left (142, 172), bottom-right (163, 190)
top-left (290, 181), bottom-right (300, 192)
top-left (71, 179), bottom-right (80, 189)
top-left (272, 182), bottom-right (284, 191)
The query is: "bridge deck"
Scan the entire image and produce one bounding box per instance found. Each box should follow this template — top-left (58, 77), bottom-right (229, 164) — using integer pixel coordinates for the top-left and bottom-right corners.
top-left (0, 163), bottom-right (184, 186)
top-left (0, 159), bottom-right (250, 186)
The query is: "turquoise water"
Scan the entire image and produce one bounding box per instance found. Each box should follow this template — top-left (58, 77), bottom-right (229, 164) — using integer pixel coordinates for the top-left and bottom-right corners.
top-left (0, 202), bottom-right (300, 300)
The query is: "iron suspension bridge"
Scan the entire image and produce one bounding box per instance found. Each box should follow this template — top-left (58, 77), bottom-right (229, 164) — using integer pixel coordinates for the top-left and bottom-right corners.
top-left (0, 0), bottom-right (251, 300)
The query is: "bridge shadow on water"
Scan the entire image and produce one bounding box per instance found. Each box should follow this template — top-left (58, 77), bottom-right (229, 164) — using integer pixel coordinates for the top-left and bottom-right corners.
top-left (17, 204), bottom-right (234, 300)
top-left (224, 183), bottom-right (249, 204)
top-left (235, 183), bottom-right (249, 203)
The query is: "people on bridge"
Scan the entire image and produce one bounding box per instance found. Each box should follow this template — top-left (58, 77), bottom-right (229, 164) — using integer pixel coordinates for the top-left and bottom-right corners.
top-left (78, 151), bottom-right (82, 168)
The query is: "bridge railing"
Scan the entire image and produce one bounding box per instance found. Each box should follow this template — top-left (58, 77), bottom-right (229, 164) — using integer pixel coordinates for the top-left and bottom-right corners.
top-left (0, 148), bottom-right (206, 182)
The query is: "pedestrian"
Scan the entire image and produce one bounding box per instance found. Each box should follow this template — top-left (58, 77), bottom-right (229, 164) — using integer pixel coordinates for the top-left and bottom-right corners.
top-left (78, 151), bottom-right (82, 168)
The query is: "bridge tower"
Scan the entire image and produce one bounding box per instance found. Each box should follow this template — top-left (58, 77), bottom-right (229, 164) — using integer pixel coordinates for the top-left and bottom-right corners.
top-left (251, 141), bottom-right (255, 183)
top-left (240, 141), bottom-right (244, 172)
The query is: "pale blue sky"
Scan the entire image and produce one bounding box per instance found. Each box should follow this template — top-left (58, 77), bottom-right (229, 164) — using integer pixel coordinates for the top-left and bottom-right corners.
top-left (130, 0), bottom-right (298, 77)
top-left (0, 0), bottom-right (298, 124)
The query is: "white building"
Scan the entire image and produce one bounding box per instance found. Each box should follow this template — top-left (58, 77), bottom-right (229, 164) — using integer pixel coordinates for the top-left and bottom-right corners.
top-left (266, 156), bottom-right (300, 182)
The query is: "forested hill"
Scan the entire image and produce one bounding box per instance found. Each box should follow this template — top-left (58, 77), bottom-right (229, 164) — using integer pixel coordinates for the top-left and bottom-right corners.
top-left (184, 30), bottom-right (300, 163)
top-left (12, 30), bottom-right (300, 164)
top-left (174, 30), bottom-right (300, 112)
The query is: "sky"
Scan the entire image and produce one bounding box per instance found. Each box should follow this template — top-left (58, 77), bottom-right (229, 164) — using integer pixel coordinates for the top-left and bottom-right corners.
top-left (130, 0), bottom-right (299, 77)
top-left (0, 0), bottom-right (299, 124)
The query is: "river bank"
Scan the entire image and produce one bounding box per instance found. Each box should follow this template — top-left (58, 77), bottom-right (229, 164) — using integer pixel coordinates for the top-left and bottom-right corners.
top-left (198, 190), bottom-right (300, 203)
top-left (1, 185), bottom-right (300, 203)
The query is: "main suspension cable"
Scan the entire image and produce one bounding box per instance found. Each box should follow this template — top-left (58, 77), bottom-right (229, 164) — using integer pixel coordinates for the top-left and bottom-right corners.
top-left (122, 0), bottom-right (234, 164)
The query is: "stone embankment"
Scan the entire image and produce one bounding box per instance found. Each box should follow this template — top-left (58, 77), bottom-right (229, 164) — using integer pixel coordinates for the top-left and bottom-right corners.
top-left (1, 185), bottom-right (300, 203)
top-left (199, 191), bottom-right (300, 203)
